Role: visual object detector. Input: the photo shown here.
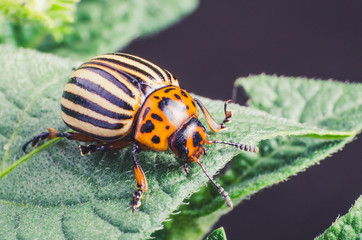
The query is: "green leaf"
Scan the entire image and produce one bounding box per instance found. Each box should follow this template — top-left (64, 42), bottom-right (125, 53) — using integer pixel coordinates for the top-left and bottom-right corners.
top-left (316, 196), bottom-right (362, 240)
top-left (206, 227), bottom-right (227, 240)
top-left (0, 46), bottom-right (353, 239)
top-left (153, 75), bottom-right (362, 239)
top-left (0, 0), bottom-right (199, 59)
top-left (237, 75), bottom-right (362, 132)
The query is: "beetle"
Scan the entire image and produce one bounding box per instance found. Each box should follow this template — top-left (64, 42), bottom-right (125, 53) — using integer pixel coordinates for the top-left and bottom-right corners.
top-left (23, 52), bottom-right (259, 211)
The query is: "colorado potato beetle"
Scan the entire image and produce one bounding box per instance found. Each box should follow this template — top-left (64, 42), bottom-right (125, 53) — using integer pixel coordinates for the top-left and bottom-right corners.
top-left (23, 53), bottom-right (259, 211)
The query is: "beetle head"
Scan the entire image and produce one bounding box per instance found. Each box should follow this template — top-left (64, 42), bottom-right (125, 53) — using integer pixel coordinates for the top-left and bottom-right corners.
top-left (169, 116), bottom-right (234, 208)
top-left (169, 117), bottom-right (207, 160)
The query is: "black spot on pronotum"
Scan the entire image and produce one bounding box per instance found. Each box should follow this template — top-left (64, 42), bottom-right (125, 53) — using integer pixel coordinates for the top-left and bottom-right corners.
top-left (174, 94), bottom-right (181, 100)
top-left (164, 87), bottom-right (175, 93)
top-left (140, 120), bottom-right (154, 133)
top-left (166, 125), bottom-right (170, 129)
top-left (151, 113), bottom-right (163, 121)
top-left (151, 135), bottom-right (160, 144)
top-left (181, 90), bottom-right (188, 98)
top-left (142, 107), bottom-right (151, 120)
top-left (192, 131), bottom-right (203, 147)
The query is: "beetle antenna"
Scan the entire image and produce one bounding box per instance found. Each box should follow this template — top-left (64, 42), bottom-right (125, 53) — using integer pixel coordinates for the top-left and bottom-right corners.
top-left (192, 156), bottom-right (233, 208)
top-left (207, 140), bottom-right (259, 153)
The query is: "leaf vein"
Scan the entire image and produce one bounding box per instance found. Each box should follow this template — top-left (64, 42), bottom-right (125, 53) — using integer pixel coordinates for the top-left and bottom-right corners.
top-left (15, 210), bottom-right (21, 240)
top-left (298, 84), bottom-right (321, 123)
top-left (60, 210), bottom-right (71, 240)
top-left (0, 79), bottom-right (61, 172)
top-left (91, 205), bottom-right (129, 234)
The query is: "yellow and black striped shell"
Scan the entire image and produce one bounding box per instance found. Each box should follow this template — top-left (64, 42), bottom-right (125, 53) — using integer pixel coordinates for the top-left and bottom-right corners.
top-left (61, 53), bottom-right (179, 141)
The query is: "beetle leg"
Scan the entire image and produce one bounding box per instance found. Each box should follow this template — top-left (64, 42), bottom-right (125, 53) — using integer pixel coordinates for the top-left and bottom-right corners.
top-left (183, 162), bottom-right (190, 175)
top-left (78, 138), bottom-right (133, 156)
top-left (22, 131), bottom-right (51, 153)
top-left (131, 143), bottom-right (148, 212)
top-left (190, 156), bottom-right (233, 208)
top-left (194, 98), bottom-right (232, 133)
top-left (22, 128), bottom-right (102, 153)
top-left (78, 144), bottom-right (99, 156)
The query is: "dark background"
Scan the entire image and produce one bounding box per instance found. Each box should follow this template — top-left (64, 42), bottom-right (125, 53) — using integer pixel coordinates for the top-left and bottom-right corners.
top-left (124, 1), bottom-right (362, 239)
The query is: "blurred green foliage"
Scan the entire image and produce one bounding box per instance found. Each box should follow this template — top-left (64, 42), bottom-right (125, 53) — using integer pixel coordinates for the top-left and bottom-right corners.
top-left (0, 0), bottom-right (199, 59)
top-left (206, 227), bottom-right (227, 240)
top-left (0, 0), bottom-right (79, 45)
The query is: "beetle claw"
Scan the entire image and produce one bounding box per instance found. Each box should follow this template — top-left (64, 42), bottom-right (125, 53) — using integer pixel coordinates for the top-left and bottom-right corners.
top-left (221, 100), bottom-right (233, 128)
top-left (184, 162), bottom-right (190, 175)
top-left (22, 131), bottom-right (50, 153)
top-left (132, 189), bottom-right (143, 212)
top-left (79, 144), bottom-right (98, 156)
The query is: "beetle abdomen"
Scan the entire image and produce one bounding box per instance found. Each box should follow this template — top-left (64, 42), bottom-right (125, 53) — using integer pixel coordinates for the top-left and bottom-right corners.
top-left (61, 53), bottom-right (179, 141)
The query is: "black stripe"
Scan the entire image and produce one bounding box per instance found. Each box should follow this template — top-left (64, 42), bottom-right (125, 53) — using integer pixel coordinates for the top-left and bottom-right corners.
top-left (94, 57), bottom-right (156, 83)
top-left (69, 77), bottom-right (133, 110)
top-left (61, 105), bottom-right (124, 130)
top-left (62, 121), bottom-right (121, 141)
top-left (86, 60), bottom-right (142, 91)
top-left (62, 91), bottom-right (132, 120)
top-left (79, 66), bottom-right (135, 98)
top-left (115, 53), bottom-right (167, 82)
top-left (164, 69), bottom-right (173, 83)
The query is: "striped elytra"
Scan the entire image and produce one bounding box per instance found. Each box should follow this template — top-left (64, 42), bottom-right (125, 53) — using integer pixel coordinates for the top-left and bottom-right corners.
top-left (61, 53), bottom-right (179, 141)
top-left (23, 52), bottom-right (259, 211)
